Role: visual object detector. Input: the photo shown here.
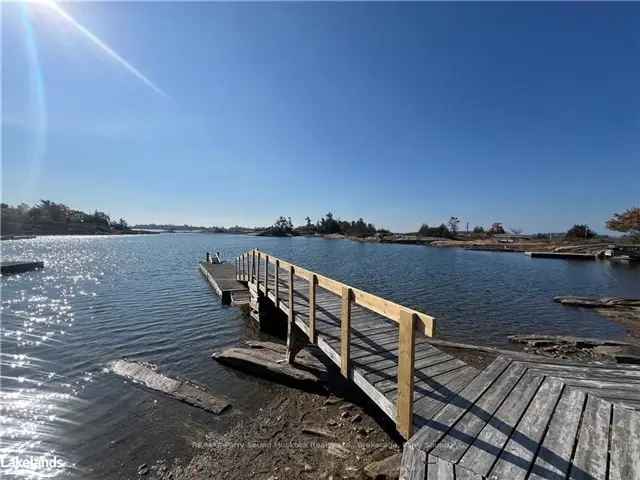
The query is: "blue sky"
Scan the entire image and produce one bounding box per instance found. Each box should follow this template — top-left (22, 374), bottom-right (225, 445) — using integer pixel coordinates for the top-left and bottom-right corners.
top-left (2, 2), bottom-right (639, 232)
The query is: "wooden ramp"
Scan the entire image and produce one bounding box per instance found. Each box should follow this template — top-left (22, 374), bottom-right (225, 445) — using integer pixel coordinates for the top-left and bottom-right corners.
top-left (236, 249), bottom-right (445, 438)
top-left (233, 250), bottom-right (640, 479)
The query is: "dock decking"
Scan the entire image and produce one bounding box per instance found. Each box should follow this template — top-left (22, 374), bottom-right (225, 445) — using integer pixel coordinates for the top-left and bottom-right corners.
top-left (401, 356), bottom-right (640, 480)
top-left (525, 251), bottom-right (597, 260)
top-left (199, 262), bottom-right (249, 306)
top-left (222, 249), bottom-right (640, 479)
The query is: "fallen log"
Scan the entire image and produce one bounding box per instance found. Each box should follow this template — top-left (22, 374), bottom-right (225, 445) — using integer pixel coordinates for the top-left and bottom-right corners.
top-left (111, 360), bottom-right (230, 414)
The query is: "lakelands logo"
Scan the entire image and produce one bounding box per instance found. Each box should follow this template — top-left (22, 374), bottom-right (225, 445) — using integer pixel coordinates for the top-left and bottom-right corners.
top-left (0, 455), bottom-right (66, 470)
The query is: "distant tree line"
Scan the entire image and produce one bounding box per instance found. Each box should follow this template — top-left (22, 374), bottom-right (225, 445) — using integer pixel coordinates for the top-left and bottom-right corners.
top-left (1, 200), bottom-right (129, 235)
top-left (262, 212), bottom-right (387, 238)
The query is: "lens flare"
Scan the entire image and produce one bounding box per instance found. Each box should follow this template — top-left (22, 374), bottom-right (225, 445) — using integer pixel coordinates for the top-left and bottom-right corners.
top-left (33, 0), bottom-right (169, 98)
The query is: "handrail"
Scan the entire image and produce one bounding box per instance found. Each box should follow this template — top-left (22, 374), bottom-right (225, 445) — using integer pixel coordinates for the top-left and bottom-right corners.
top-left (234, 248), bottom-right (437, 438)
top-left (242, 248), bottom-right (435, 336)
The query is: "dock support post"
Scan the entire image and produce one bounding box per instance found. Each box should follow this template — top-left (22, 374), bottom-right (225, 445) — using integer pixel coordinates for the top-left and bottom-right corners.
top-left (340, 287), bottom-right (352, 377)
top-left (309, 274), bottom-right (317, 342)
top-left (286, 266), bottom-right (299, 363)
top-left (257, 252), bottom-right (261, 292)
top-left (264, 256), bottom-right (270, 297)
top-left (274, 260), bottom-right (280, 307)
top-left (397, 309), bottom-right (416, 439)
top-left (251, 250), bottom-right (256, 283)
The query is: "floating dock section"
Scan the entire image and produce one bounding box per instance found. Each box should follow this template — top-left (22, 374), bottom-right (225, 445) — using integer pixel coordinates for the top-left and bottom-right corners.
top-left (525, 251), bottom-right (596, 260)
top-left (1, 260), bottom-right (44, 275)
top-left (199, 261), bottom-right (249, 306)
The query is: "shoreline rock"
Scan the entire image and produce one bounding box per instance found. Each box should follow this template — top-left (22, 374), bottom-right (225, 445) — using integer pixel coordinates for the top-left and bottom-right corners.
top-left (212, 341), bottom-right (328, 391)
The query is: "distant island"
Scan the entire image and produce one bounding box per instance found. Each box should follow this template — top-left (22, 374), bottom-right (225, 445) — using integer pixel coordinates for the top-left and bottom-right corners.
top-left (1, 200), bottom-right (139, 237)
top-left (133, 223), bottom-right (256, 234)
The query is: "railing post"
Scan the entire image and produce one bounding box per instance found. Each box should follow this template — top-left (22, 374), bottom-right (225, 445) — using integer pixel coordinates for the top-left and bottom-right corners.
top-left (244, 254), bottom-right (248, 281)
top-left (251, 250), bottom-right (256, 283)
top-left (274, 260), bottom-right (280, 307)
top-left (264, 256), bottom-right (270, 297)
top-left (257, 252), bottom-right (261, 291)
top-left (286, 265), bottom-right (296, 363)
top-left (340, 287), bottom-right (352, 377)
top-left (397, 309), bottom-right (417, 439)
top-left (309, 274), bottom-right (317, 342)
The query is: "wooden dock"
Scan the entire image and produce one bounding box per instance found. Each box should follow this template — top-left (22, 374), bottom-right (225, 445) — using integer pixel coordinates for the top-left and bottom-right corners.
top-left (227, 249), bottom-right (640, 479)
top-left (1, 260), bottom-right (44, 275)
top-left (525, 251), bottom-right (596, 260)
top-left (199, 261), bottom-right (249, 306)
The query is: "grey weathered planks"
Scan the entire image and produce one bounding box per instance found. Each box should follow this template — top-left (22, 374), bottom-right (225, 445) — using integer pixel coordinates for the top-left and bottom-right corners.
top-left (402, 355), bottom-right (640, 480)
top-left (609, 403), bottom-right (640, 480)
top-left (528, 387), bottom-right (586, 480)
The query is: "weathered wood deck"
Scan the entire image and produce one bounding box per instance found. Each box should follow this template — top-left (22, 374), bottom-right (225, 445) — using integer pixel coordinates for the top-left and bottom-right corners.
top-left (199, 261), bottom-right (249, 305)
top-left (401, 356), bottom-right (640, 480)
top-left (230, 250), bottom-right (640, 479)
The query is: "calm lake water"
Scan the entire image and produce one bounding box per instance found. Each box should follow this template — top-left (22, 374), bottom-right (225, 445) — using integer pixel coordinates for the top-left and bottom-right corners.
top-left (1, 234), bottom-right (638, 478)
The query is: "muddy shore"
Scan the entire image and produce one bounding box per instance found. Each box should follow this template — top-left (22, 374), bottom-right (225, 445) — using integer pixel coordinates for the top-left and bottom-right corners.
top-left (158, 365), bottom-right (402, 480)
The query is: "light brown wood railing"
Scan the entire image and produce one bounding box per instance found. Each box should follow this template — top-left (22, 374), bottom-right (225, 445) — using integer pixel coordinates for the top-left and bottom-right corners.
top-left (235, 249), bottom-right (435, 438)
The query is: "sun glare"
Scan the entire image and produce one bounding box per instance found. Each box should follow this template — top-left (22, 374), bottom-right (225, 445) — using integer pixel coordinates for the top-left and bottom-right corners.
top-left (28, 0), bottom-right (168, 98)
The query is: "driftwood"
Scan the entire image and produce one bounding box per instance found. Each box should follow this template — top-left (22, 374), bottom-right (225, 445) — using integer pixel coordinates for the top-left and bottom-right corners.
top-left (212, 341), bottom-right (328, 390)
top-left (554, 296), bottom-right (640, 308)
top-left (111, 360), bottom-right (230, 414)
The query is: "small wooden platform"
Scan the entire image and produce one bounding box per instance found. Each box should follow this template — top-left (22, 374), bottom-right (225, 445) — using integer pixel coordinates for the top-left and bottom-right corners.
top-left (199, 262), bottom-right (249, 305)
top-left (525, 252), bottom-right (596, 260)
top-left (1, 260), bottom-right (44, 275)
top-left (401, 356), bottom-right (640, 480)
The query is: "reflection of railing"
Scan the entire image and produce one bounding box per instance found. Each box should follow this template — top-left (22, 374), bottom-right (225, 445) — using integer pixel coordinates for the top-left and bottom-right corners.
top-left (234, 248), bottom-right (436, 438)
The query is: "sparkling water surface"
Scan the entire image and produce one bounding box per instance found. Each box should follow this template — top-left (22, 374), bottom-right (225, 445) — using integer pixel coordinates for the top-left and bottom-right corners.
top-left (1, 234), bottom-right (638, 478)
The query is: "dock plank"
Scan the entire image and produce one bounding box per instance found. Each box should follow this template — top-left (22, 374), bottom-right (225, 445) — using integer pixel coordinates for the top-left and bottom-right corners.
top-left (488, 377), bottom-right (564, 480)
top-left (609, 403), bottom-right (640, 480)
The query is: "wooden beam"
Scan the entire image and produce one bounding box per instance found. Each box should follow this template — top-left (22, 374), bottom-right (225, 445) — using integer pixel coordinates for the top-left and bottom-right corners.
top-left (248, 251), bottom-right (435, 335)
top-left (309, 274), bottom-right (317, 342)
top-left (341, 287), bottom-right (352, 378)
top-left (251, 250), bottom-right (256, 283)
top-left (397, 309), bottom-right (417, 439)
top-left (264, 256), bottom-right (270, 296)
top-left (257, 252), bottom-right (261, 291)
top-left (286, 265), bottom-right (295, 363)
top-left (275, 260), bottom-right (280, 307)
